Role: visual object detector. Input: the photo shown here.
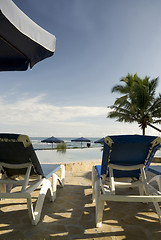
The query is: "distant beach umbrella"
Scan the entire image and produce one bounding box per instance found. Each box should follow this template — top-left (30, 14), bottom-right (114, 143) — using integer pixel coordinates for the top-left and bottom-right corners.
top-left (41, 136), bottom-right (64, 149)
top-left (94, 138), bottom-right (105, 144)
top-left (71, 137), bottom-right (91, 148)
top-left (0, 0), bottom-right (56, 71)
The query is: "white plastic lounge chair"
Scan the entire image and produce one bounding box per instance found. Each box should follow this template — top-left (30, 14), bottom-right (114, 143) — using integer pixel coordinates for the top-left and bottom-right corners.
top-left (92, 135), bottom-right (161, 227)
top-left (148, 166), bottom-right (161, 192)
top-left (0, 133), bottom-right (65, 225)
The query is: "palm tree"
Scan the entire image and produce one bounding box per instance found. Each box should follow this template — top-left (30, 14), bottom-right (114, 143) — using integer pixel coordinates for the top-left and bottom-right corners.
top-left (108, 73), bottom-right (161, 135)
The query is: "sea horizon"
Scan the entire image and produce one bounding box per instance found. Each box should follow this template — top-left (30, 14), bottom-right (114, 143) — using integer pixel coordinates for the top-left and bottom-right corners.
top-left (30, 136), bottom-right (102, 150)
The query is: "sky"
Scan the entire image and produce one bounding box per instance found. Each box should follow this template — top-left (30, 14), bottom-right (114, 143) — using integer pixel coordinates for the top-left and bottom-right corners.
top-left (2, 0), bottom-right (161, 138)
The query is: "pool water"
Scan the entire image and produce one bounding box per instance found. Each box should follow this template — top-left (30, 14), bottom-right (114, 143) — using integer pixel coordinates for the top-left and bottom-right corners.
top-left (36, 147), bottom-right (102, 164)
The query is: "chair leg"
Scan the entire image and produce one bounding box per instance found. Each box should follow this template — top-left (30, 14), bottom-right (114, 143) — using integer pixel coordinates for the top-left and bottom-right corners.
top-left (27, 196), bottom-right (35, 224)
top-left (26, 179), bottom-right (53, 225)
top-left (57, 165), bottom-right (65, 187)
top-left (138, 184), bottom-right (145, 195)
top-left (95, 178), bottom-right (104, 228)
top-left (60, 164), bottom-right (65, 187)
top-left (52, 173), bottom-right (58, 201)
top-left (149, 175), bottom-right (161, 192)
top-left (92, 166), bottom-right (96, 202)
top-left (139, 167), bottom-right (150, 204)
top-left (141, 167), bottom-right (150, 195)
top-left (34, 179), bottom-right (53, 225)
top-left (153, 201), bottom-right (161, 223)
top-left (52, 165), bottom-right (65, 201)
top-left (96, 199), bottom-right (104, 228)
top-left (109, 165), bottom-right (115, 194)
top-left (0, 183), bottom-right (6, 194)
top-left (148, 175), bottom-right (161, 221)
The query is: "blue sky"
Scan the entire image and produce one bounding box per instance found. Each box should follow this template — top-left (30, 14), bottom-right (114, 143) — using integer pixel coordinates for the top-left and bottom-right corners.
top-left (2, 0), bottom-right (161, 137)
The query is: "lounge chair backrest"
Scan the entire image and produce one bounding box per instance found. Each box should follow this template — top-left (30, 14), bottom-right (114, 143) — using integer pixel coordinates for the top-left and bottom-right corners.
top-left (0, 133), bottom-right (44, 177)
top-left (101, 135), bottom-right (161, 178)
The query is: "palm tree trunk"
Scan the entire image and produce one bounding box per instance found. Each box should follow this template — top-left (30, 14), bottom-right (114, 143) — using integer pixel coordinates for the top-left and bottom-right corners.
top-left (142, 127), bottom-right (145, 135)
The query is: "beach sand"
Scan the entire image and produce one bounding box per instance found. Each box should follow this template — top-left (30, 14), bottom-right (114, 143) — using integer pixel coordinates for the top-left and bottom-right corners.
top-left (0, 160), bottom-right (161, 240)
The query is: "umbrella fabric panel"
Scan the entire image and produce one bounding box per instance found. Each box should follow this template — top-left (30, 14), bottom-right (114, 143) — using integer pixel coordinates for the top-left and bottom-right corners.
top-left (71, 137), bottom-right (91, 142)
top-left (41, 137), bottom-right (64, 143)
top-left (0, 0), bottom-right (56, 70)
top-left (94, 138), bottom-right (104, 144)
top-left (0, 37), bottom-right (28, 71)
top-left (0, 12), bottom-right (29, 71)
top-left (0, 17), bottom-right (53, 70)
top-left (0, 0), bottom-right (56, 52)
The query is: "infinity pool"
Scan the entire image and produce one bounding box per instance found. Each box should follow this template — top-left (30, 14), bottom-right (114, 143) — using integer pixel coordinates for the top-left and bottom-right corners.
top-left (36, 147), bottom-right (102, 164)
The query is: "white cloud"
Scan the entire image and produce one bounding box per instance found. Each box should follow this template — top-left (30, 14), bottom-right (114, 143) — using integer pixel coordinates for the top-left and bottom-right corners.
top-left (0, 95), bottom-right (159, 137)
top-left (0, 95), bottom-right (110, 136)
top-left (0, 95), bottom-right (108, 123)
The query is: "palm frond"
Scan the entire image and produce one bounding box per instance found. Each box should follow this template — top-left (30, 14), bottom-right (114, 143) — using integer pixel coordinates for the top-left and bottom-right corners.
top-left (108, 73), bottom-right (161, 134)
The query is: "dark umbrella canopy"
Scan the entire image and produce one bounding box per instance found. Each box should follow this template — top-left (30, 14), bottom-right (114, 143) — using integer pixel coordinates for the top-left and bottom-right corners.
top-left (94, 138), bottom-right (105, 144)
top-left (0, 0), bottom-right (56, 71)
top-left (41, 136), bottom-right (64, 148)
top-left (71, 137), bottom-right (91, 142)
top-left (71, 137), bottom-right (91, 148)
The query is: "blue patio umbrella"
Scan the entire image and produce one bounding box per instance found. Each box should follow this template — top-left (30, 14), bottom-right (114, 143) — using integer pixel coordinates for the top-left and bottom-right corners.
top-left (94, 138), bottom-right (105, 144)
top-left (71, 137), bottom-right (91, 148)
top-left (41, 136), bottom-right (64, 148)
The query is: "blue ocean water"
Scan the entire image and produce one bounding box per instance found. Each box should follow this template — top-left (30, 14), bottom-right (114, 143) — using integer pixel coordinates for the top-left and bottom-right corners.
top-left (30, 137), bottom-right (102, 150)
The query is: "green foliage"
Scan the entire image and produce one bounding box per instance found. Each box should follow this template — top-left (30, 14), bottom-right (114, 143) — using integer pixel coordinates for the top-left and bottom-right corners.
top-left (108, 73), bottom-right (161, 135)
top-left (56, 142), bottom-right (66, 153)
